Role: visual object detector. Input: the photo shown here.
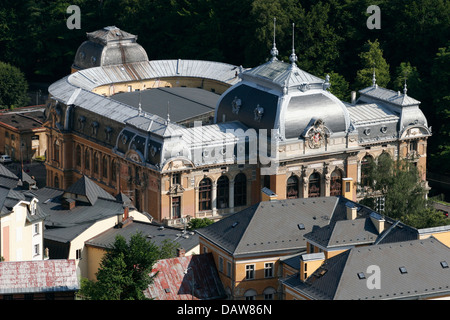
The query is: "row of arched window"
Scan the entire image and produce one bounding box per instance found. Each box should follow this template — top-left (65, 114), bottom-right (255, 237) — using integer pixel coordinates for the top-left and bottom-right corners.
top-left (198, 173), bottom-right (247, 211)
top-left (286, 169), bottom-right (343, 199)
top-left (75, 145), bottom-right (119, 183)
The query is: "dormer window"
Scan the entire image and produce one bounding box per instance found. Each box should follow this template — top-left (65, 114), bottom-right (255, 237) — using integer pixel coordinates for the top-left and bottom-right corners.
top-left (91, 121), bottom-right (99, 136)
top-left (78, 116), bottom-right (86, 130)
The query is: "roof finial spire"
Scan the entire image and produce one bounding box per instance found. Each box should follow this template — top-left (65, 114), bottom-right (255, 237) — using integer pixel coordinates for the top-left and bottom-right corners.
top-left (138, 91), bottom-right (143, 116)
top-left (270, 17), bottom-right (279, 61)
top-left (167, 101), bottom-right (170, 123)
top-left (289, 23), bottom-right (298, 67)
top-left (372, 67), bottom-right (377, 87)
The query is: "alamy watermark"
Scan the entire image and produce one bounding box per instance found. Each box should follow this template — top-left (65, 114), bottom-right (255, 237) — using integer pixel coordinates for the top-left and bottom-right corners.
top-left (367, 5), bottom-right (381, 29)
top-left (66, 5), bottom-right (81, 30)
top-left (366, 265), bottom-right (381, 289)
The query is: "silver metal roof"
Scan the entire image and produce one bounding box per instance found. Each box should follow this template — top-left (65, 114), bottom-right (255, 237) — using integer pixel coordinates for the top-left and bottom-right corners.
top-left (359, 85), bottom-right (420, 107)
top-left (346, 103), bottom-right (399, 126)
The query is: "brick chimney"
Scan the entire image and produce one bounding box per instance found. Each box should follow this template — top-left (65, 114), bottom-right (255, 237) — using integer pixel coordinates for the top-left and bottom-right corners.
top-left (177, 248), bottom-right (186, 257)
top-left (123, 205), bottom-right (129, 220)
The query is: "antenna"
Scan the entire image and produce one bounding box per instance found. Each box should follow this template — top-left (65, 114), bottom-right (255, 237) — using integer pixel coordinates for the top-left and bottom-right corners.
top-left (270, 17), bottom-right (278, 61)
top-left (138, 90), bottom-right (142, 116)
top-left (372, 66), bottom-right (377, 87)
top-left (289, 23), bottom-right (298, 66)
top-left (167, 101), bottom-right (170, 123)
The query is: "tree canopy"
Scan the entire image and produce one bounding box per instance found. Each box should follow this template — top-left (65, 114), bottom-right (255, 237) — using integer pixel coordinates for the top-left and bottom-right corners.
top-left (359, 154), bottom-right (448, 229)
top-left (0, 61), bottom-right (29, 109)
top-left (79, 232), bottom-right (179, 300)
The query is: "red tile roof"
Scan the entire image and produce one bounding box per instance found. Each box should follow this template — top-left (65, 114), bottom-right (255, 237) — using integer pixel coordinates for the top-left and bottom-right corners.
top-left (145, 253), bottom-right (226, 300)
top-left (0, 259), bottom-right (79, 294)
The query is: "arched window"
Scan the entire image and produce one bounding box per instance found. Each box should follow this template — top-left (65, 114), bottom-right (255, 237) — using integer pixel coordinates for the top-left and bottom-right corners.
top-left (93, 152), bottom-right (99, 174)
top-left (54, 175), bottom-right (59, 189)
top-left (84, 149), bottom-right (90, 170)
top-left (263, 287), bottom-right (276, 300)
top-left (199, 178), bottom-right (212, 211)
top-left (361, 155), bottom-right (374, 187)
top-left (76, 145), bottom-right (81, 167)
top-left (234, 173), bottom-right (247, 207)
top-left (286, 175), bottom-right (299, 199)
top-left (54, 140), bottom-right (60, 162)
top-left (330, 170), bottom-right (342, 196)
top-left (244, 289), bottom-right (257, 301)
top-left (308, 172), bottom-right (321, 198)
top-left (217, 176), bottom-right (229, 209)
top-left (102, 156), bottom-right (108, 178)
top-left (111, 159), bottom-right (117, 182)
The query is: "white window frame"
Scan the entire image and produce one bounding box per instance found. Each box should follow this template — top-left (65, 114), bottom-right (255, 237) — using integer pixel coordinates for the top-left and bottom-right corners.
top-left (245, 264), bottom-right (255, 280)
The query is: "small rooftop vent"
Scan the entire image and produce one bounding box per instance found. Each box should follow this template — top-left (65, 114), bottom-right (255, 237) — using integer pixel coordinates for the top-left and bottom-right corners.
top-left (357, 272), bottom-right (366, 280)
top-left (297, 223), bottom-right (305, 230)
top-left (399, 266), bottom-right (408, 274)
top-left (232, 221), bottom-right (239, 228)
top-left (440, 261), bottom-right (449, 269)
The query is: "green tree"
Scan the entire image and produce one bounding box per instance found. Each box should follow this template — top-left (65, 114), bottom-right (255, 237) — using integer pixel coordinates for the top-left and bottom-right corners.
top-left (187, 217), bottom-right (214, 230)
top-left (354, 39), bottom-right (390, 89)
top-left (323, 71), bottom-right (350, 102)
top-left (0, 61), bottom-right (29, 109)
top-left (80, 232), bottom-right (160, 300)
top-left (359, 155), bottom-right (448, 228)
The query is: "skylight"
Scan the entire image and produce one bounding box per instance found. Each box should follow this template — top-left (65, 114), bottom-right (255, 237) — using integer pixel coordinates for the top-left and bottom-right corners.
top-left (297, 223), bottom-right (305, 230)
top-left (357, 272), bottom-right (366, 280)
top-left (440, 261), bottom-right (449, 269)
top-left (399, 266), bottom-right (408, 274)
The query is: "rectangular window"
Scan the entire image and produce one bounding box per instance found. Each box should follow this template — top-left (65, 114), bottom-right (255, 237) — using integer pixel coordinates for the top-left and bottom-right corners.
top-left (34, 244), bottom-right (39, 256)
top-left (245, 264), bottom-right (255, 280)
top-left (76, 249), bottom-right (82, 260)
top-left (218, 256), bottom-right (224, 273)
top-left (34, 223), bottom-right (39, 235)
top-left (172, 196), bottom-right (181, 219)
top-left (172, 173), bottom-right (180, 185)
top-left (264, 262), bottom-right (274, 278)
top-left (227, 261), bottom-right (232, 277)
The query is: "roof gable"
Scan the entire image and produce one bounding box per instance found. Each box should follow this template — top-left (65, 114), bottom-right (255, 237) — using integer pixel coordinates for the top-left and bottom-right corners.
top-left (65, 175), bottom-right (115, 205)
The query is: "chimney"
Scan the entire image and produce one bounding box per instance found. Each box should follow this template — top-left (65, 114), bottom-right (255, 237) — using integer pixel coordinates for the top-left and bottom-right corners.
top-left (177, 248), bottom-right (186, 257)
top-left (63, 198), bottom-right (76, 210)
top-left (351, 91), bottom-right (357, 105)
top-left (124, 206), bottom-right (129, 220)
top-left (300, 252), bottom-right (325, 282)
top-left (370, 212), bottom-right (385, 234)
top-left (261, 187), bottom-right (277, 202)
top-left (346, 202), bottom-right (357, 220)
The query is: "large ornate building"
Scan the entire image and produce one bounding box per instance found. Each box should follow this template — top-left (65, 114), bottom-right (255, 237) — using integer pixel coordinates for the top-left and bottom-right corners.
top-left (43, 26), bottom-right (431, 225)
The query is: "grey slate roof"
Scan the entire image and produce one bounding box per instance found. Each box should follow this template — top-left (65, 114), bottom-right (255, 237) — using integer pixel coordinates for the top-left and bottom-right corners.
top-left (85, 220), bottom-right (199, 253)
top-left (304, 214), bottom-right (418, 249)
top-left (197, 196), bottom-right (356, 257)
top-left (359, 85), bottom-right (420, 107)
top-left (64, 175), bottom-right (116, 205)
top-left (283, 237), bottom-right (450, 300)
top-left (110, 87), bottom-right (219, 123)
top-left (0, 164), bottom-right (19, 189)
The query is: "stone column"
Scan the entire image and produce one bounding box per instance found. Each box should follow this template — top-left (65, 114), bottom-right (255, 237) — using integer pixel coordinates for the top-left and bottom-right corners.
top-left (229, 179), bottom-right (235, 213)
top-left (212, 181), bottom-right (217, 216)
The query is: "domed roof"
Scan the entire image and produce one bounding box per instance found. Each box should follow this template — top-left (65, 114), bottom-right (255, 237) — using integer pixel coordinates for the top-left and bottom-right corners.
top-left (215, 59), bottom-right (350, 140)
top-left (72, 26), bottom-right (148, 71)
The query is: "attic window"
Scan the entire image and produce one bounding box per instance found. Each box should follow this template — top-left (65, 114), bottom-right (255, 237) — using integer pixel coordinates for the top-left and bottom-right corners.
top-left (399, 266), bottom-right (408, 274)
top-left (297, 223), bottom-right (305, 230)
top-left (357, 272), bottom-right (366, 280)
top-left (440, 261), bottom-right (449, 269)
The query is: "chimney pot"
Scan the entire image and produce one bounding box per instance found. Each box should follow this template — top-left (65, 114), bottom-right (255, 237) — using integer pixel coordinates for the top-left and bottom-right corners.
top-left (177, 248), bottom-right (186, 257)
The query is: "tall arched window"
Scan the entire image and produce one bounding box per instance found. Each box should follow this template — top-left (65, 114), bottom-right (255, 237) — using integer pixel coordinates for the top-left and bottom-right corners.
top-left (54, 140), bottom-right (60, 162)
top-left (330, 169), bottom-right (342, 196)
top-left (308, 172), bottom-right (321, 198)
top-left (102, 156), bottom-right (108, 178)
top-left (111, 159), bottom-right (117, 182)
top-left (199, 178), bottom-right (212, 211)
top-left (217, 176), bottom-right (229, 209)
top-left (286, 175), bottom-right (299, 199)
top-left (93, 152), bottom-right (99, 174)
top-left (84, 149), bottom-right (90, 170)
top-left (234, 173), bottom-right (247, 207)
top-left (361, 155), bottom-right (374, 187)
top-left (54, 175), bottom-right (59, 189)
top-left (76, 145), bottom-right (81, 167)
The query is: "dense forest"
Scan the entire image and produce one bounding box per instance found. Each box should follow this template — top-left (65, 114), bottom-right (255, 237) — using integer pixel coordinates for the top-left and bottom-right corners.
top-left (0, 0), bottom-right (449, 176)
